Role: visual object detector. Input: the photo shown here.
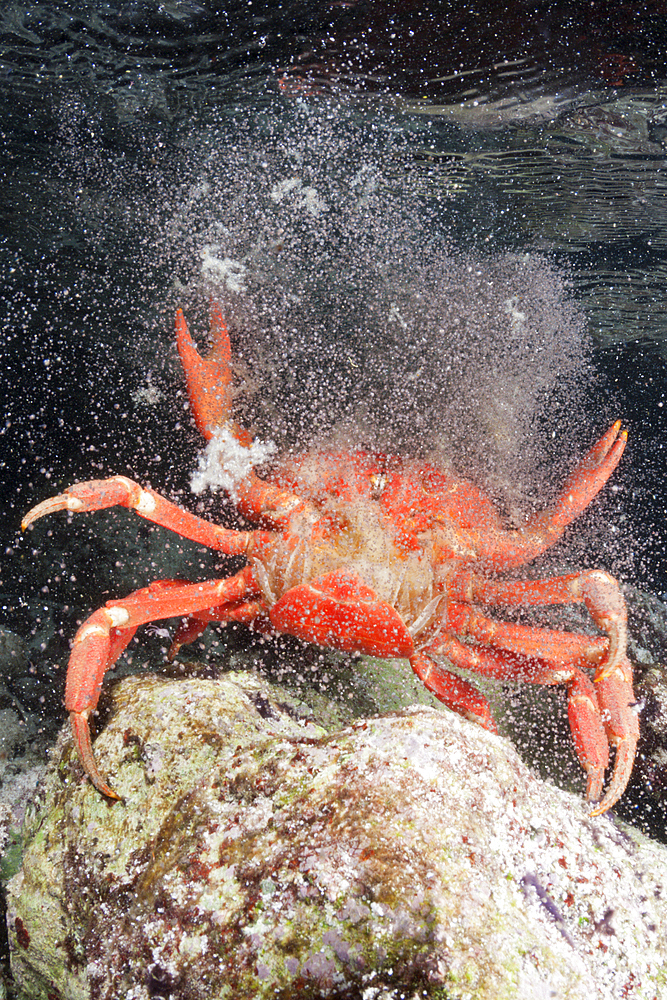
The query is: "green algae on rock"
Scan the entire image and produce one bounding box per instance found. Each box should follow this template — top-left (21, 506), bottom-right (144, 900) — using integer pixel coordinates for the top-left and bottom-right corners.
top-left (6, 671), bottom-right (667, 1000)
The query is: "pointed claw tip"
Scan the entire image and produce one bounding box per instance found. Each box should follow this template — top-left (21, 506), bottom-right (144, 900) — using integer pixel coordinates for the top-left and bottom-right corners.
top-left (85, 765), bottom-right (122, 801)
top-left (611, 421), bottom-right (628, 447)
top-left (588, 783), bottom-right (616, 817)
top-left (584, 769), bottom-right (604, 805)
top-left (22, 495), bottom-right (72, 529)
top-left (79, 762), bottom-right (122, 801)
top-left (99, 784), bottom-right (122, 803)
top-left (588, 744), bottom-right (636, 817)
top-left (589, 797), bottom-right (614, 818)
top-left (70, 709), bottom-right (122, 802)
top-left (21, 507), bottom-right (44, 530)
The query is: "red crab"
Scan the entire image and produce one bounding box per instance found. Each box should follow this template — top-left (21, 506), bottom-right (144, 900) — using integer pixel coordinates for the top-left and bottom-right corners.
top-left (23, 305), bottom-right (639, 814)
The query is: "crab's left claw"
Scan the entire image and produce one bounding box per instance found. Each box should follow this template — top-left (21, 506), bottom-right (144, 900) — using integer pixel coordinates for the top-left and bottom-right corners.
top-left (175, 304), bottom-right (232, 441)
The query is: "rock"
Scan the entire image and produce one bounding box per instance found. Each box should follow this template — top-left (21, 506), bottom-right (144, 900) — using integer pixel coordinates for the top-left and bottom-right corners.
top-left (0, 764), bottom-right (46, 882)
top-left (6, 671), bottom-right (667, 1000)
top-left (0, 709), bottom-right (24, 763)
top-left (0, 631), bottom-right (28, 683)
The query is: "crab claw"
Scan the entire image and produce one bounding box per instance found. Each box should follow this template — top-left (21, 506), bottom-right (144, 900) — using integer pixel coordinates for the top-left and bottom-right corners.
top-left (551, 420), bottom-right (627, 533)
top-left (270, 569), bottom-right (415, 658)
top-left (175, 304), bottom-right (232, 440)
top-left (175, 304), bottom-right (253, 447)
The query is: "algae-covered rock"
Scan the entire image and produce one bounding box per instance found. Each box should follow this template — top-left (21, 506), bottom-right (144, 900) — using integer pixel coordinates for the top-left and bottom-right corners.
top-left (6, 671), bottom-right (667, 1000)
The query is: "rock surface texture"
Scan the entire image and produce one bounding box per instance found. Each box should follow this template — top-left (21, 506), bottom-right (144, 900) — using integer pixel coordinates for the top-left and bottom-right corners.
top-left (6, 671), bottom-right (667, 1000)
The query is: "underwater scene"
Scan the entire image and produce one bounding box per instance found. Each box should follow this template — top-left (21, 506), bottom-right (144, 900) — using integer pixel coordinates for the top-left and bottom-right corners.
top-left (2, 3), bottom-right (667, 997)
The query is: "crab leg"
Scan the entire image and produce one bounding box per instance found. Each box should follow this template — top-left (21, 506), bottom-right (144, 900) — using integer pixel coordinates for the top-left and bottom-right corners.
top-left (425, 630), bottom-right (612, 800)
top-left (166, 599), bottom-right (267, 661)
top-left (452, 567), bottom-right (627, 625)
top-left (411, 637), bottom-right (609, 805)
top-left (66, 568), bottom-right (260, 799)
top-left (446, 602), bottom-right (608, 666)
top-left (410, 651), bottom-right (498, 732)
top-left (432, 602), bottom-right (637, 812)
top-left (22, 476), bottom-right (270, 556)
top-left (449, 568), bottom-right (639, 813)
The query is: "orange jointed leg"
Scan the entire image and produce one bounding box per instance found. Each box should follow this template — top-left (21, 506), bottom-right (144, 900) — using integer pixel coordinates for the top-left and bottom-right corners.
top-left (445, 602), bottom-right (608, 667)
top-left (425, 630), bottom-right (611, 806)
top-left (410, 651), bottom-right (498, 732)
top-left (566, 670), bottom-right (609, 802)
top-left (451, 568), bottom-right (639, 812)
top-left (454, 568), bottom-right (628, 650)
top-left (65, 570), bottom-right (260, 798)
top-left (167, 616), bottom-right (210, 660)
top-left (234, 473), bottom-right (305, 527)
top-left (590, 652), bottom-right (638, 815)
top-left (166, 599), bottom-right (267, 660)
top-left (451, 569), bottom-right (605, 608)
top-left (22, 475), bottom-right (269, 556)
top-left (428, 611), bottom-right (637, 814)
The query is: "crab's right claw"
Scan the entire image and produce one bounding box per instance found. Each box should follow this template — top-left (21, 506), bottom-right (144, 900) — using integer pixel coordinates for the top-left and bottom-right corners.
top-left (551, 421), bottom-right (627, 532)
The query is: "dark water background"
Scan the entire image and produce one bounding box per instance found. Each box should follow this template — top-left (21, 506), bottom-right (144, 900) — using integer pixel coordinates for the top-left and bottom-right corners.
top-left (1, 2), bottom-right (667, 839)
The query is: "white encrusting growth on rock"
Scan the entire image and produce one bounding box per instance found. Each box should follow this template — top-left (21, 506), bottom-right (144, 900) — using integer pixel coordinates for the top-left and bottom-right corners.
top-left (190, 424), bottom-right (276, 497)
